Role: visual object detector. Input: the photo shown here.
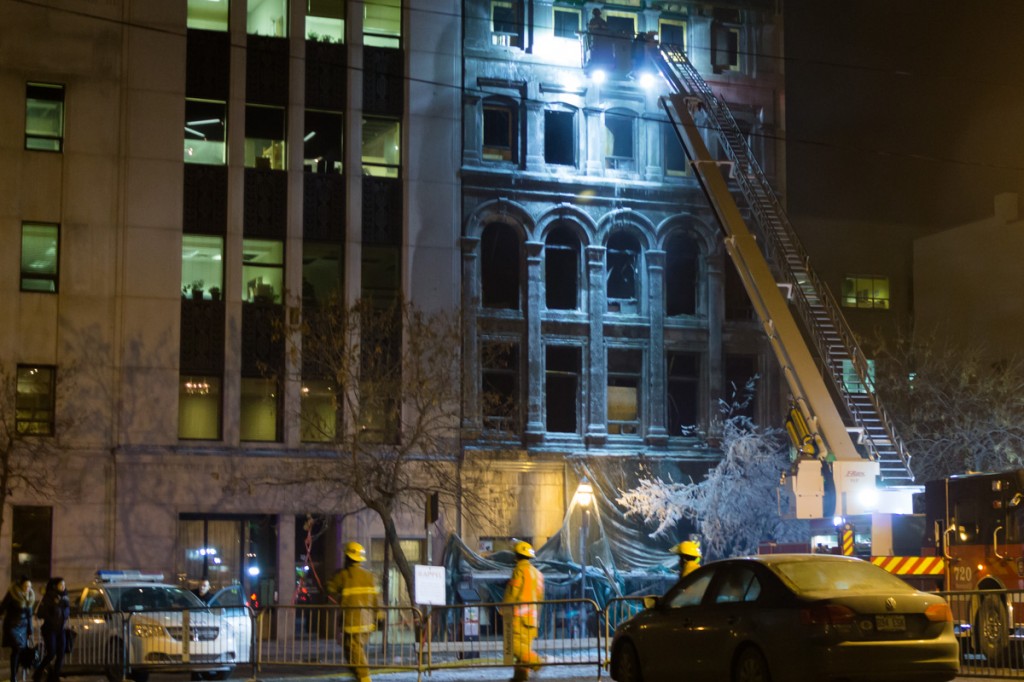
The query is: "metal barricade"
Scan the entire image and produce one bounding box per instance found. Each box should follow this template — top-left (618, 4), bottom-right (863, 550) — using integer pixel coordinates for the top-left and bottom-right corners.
top-left (255, 605), bottom-right (422, 675)
top-left (602, 596), bottom-right (654, 668)
top-left (941, 588), bottom-right (1024, 678)
top-left (424, 599), bottom-right (603, 676)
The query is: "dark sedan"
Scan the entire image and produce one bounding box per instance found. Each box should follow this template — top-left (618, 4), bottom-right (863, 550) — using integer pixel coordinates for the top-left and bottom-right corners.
top-left (610, 554), bottom-right (959, 682)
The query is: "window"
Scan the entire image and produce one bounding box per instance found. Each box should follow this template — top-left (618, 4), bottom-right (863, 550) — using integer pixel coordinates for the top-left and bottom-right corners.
top-left (302, 242), bottom-right (343, 308)
top-left (247, 0), bottom-right (287, 37)
top-left (21, 223), bottom-right (59, 293)
top-left (188, 0), bottom-right (228, 31)
top-left (306, 0), bottom-right (344, 42)
top-left (665, 233), bottom-right (698, 316)
top-left (25, 83), bottom-right (65, 152)
top-left (667, 352), bottom-right (700, 435)
top-left (242, 239), bottom-right (284, 304)
top-left (544, 109), bottom-right (575, 166)
top-left (362, 117), bottom-right (401, 177)
top-left (724, 354), bottom-right (757, 417)
top-left (364, 0), bottom-right (401, 49)
top-left (482, 341), bottom-right (519, 433)
top-left (15, 366), bottom-right (55, 436)
top-left (304, 110), bottom-right (343, 173)
top-left (546, 346), bottom-right (580, 433)
top-left (491, 1), bottom-right (522, 47)
top-left (842, 358), bottom-right (875, 395)
top-left (182, 235), bottom-right (224, 301)
top-left (608, 348), bottom-right (642, 435)
top-left (604, 110), bottom-right (634, 171)
top-left (361, 245), bottom-right (399, 304)
top-left (11, 506), bottom-right (52, 583)
top-left (604, 11), bottom-right (636, 35)
top-left (842, 275), bottom-right (890, 310)
top-left (184, 99), bottom-right (226, 165)
top-left (711, 23), bottom-right (740, 73)
top-left (245, 105), bottom-right (286, 170)
top-left (665, 570), bottom-right (713, 608)
top-left (725, 258), bottom-right (754, 319)
top-left (240, 377), bottom-right (281, 441)
top-left (665, 122), bottom-right (687, 176)
top-left (659, 18), bottom-right (686, 49)
top-left (301, 379), bottom-right (337, 442)
top-left (713, 566), bottom-right (760, 604)
top-left (483, 102), bottom-right (517, 162)
top-left (481, 223), bottom-right (521, 309)
top-left (178, 375), bottom-right (222, 440)
top-left (606, 231), bottom-right (640, 313)
top-left (553, 7), bottom-right (580, 39)
top-left (544, 226), bottom-right (579, 310)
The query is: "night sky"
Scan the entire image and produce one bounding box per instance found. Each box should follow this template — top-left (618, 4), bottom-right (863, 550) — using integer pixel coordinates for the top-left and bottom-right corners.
top-left (784, 0), bottom-right (1024, 230)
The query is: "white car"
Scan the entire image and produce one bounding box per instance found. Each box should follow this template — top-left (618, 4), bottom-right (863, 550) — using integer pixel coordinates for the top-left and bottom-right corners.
top-left (65, 571), bottom-right (249, 682)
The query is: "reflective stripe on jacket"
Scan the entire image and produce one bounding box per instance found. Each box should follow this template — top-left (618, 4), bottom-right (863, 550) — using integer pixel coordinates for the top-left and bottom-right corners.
top-left (329, 565), bottom-right (381, 633)
top-left (503, 559), bottom-right (544, 627)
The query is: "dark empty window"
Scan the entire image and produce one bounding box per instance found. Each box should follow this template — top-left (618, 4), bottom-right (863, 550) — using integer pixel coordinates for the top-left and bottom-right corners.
top-left (544, 109), bottom-right (575, 166)
top-left (605, 111), bottom-right (634, 169)
top-left (608, 348), bottom-right (642, 435)
top-left (606, 14), bottom-right (635, 35)
top-left (660, 20), bottom-right (685, 49)
top-left (665, 123), bottom-right (687, 176)
top-left (11, 506), bottom-right (52, 583)
top-left (483, 103), bottom-right (516, 162)
top-left (481, 223), bottom-right (521, 309)
top-left (667, 352), bottom-right (700, 435)
top-left (711, 22), bottom-right (740, 73)
top-left (546, 346), bottom-right (580, 433)
top-left (725, 354), bottom-right (757, 417)
top-left (304, 109), bottom-right (343, 174)
top-left (665, 233), bottom-right (698, 317)
top-left (725, 258), bottom-right (755, 320)
top-left (482, 341), bottom-right (519, 433)
top-left (545, 226), bottom-right (579, 310)
top-left (553, 8), bottom-right (580, 39)
top-left (607, 232), bottom-right (640, 313)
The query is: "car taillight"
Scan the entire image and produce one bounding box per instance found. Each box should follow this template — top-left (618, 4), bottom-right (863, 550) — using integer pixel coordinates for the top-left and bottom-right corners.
top-left (801, 603), bottom-right (857, 626)
top-left (925, 603), bottom-right (953, 622)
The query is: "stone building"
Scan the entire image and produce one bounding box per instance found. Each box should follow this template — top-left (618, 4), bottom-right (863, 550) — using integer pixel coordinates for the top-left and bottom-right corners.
top-left (0, 0), bottom-right (783, 597)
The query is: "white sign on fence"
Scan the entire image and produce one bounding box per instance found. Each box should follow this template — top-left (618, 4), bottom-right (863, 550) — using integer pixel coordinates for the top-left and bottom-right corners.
top-left (414, 564), bottom-right (446, 605)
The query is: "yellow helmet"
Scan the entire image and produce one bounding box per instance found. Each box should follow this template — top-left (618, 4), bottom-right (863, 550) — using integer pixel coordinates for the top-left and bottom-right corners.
top-left (514, 540), bottom-right (536, 558)
top-left (672, 540), bottom-right (702, 559)
top-left (345, 542), bottom-right (367, 563)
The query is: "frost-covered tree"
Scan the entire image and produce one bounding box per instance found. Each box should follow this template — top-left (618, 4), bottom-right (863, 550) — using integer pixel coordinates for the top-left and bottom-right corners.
top-left (617, 381), bottom-right (807, 560)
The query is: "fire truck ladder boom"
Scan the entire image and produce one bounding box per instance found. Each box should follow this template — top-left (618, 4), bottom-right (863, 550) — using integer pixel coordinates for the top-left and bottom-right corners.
top-left (654, 45), bottom-right (913, 488)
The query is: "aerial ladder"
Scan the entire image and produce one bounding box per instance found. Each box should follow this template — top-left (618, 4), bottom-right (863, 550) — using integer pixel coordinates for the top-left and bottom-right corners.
top-left (650, 45), bottom-right (915, 519)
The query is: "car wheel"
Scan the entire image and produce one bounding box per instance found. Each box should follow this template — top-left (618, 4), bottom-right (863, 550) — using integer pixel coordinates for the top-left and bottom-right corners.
top-left (733, 646), bottom-right (771, 682)
top-left (614, 641), bottom-right (643, 682)
top-left (978, 594), bottom-right (1009, 664)
top-left (105, 639), bottom-right (125, 682)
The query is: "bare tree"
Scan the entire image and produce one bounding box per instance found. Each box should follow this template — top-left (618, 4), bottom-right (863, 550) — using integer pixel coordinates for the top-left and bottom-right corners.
top-left (617, 382), bottom-right (806, 560)
top-left (874, 332), bottom-right (1024, 482)
top-left (0, 364), bottom-right (74, 538)
top-left (248, 296), bottom-right (477, 599)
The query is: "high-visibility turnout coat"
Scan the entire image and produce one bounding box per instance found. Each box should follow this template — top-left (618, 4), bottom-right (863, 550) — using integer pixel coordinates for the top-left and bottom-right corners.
top-left (503, 558), bottom-right (544, 627)
top-left (328, 564), bottom-right (381, 633)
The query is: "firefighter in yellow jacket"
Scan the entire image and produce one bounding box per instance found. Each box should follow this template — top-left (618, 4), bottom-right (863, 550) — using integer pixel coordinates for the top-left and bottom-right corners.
top-left (670, 539), bottom-right (702, 578)
top-left (327, 542), bottom-right (381, 682)
top-left (503, 540), bottom-right (545, 682)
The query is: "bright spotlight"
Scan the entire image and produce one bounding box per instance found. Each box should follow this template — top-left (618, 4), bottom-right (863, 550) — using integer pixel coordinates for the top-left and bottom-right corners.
top-left (858, 486), bottom-right (879, 510)
top-left (247, 565), bottom-right (260, 577)
top-left (639, 72), bottom-right (656, 89)
top-left (591, 69), bottom-right (607, 85)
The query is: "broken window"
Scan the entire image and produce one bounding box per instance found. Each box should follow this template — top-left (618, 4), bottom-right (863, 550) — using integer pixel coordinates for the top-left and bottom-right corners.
top-left (545, 346), bottom-right (580, 433)
top-left (604, 109), bottom-right (635, 171)
top-left (607, 231), bottom-right (640, 313)
top-left (725, 257), bottom-right (755, 320)
top-left (608, 348), bottom-right (642, 435)
top-left (483, 100), bottom-right (517, 162)
top-left (481, 223), bottom-right (521, 310)
top-left (667, 352), bottom-right (700, 435)
top-left (545, 225), bottom-right (579, 310)
top-left (482, 341), bottom-right (520, 433)
top-left (724, 354), bottom-right (757, 417)
top-left (544, 109), bottom-right (575, 166)
top-left (665, 232), bottom-right (698, 316)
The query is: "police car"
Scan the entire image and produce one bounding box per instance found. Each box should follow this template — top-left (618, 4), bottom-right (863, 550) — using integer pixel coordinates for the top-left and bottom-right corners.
top-left (65, 571), bottom-right (249, 682)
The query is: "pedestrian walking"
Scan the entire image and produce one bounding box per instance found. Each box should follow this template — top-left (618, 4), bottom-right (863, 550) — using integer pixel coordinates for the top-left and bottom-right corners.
top-left (503, 541), bottom-right (545, 682)
top-left (327, 542), bottom-right (381, 682)
top-left (34, 578), bottom-right (69, 682)
top-left (0, 576), bottom-right (36, 682)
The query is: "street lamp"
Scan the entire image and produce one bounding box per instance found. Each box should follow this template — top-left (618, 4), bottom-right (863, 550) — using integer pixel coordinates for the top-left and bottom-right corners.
top-left (573, 478), bottom-right (594, 639)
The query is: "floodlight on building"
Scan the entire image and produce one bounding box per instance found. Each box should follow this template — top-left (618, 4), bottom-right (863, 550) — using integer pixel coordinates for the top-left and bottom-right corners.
top-left (591, 69), bottom-right (607, 85)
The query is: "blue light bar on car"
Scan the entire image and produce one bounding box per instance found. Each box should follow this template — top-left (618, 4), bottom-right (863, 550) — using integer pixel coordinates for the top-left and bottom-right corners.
top-left (96, 570), bottom-right (164, 582)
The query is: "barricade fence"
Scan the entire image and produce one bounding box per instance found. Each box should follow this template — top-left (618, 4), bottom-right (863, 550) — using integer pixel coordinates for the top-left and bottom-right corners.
top-left (941, 588), bottom-right (1024, 679)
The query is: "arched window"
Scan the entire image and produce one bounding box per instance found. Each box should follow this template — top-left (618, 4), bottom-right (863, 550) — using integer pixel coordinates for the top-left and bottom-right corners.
top-left (544, 225), bottom-right (580, 310)
top-left (481, 223), bottom-right (521, 309)
top-left (665, 232), bottom-right (699, 317)
top-left (606, 231), bottom-right (640, 313)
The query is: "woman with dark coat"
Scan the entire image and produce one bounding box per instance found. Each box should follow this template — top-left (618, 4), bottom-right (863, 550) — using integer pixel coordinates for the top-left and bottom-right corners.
top-left (35, 578), bottom-right (70, 682)
top-left (0, 576), bottom-right (36, 682)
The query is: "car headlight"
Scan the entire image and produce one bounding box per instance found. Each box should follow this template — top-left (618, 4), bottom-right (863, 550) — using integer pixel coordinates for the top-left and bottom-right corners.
top-left (133, 624), bottom-right (167, 638)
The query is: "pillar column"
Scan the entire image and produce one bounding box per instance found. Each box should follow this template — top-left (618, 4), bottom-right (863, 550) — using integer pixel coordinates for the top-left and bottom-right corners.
top-left (461, 236), bottom-right (482, 435)
top-left (524, 241), bottom-right (545, 441)
top-left (646, 250), bottom-right (668, 444)
top-left (585, 245), bottom-right (607, 445)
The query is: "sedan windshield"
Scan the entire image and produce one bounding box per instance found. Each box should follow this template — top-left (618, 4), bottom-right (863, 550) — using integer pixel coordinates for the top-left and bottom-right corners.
top-left (773, 560), bottom-right (914, 594)
top-left (106, 586), bottom-right (206, 611)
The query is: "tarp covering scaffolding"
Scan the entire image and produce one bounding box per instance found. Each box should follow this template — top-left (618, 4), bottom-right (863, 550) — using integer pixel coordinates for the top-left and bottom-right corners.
top-left (443, 456), bottom-right (719, 609)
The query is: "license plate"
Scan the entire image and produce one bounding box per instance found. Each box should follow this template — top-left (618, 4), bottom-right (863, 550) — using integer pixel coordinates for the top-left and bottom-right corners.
top-left (876, 615), bottom-right (906, 632)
